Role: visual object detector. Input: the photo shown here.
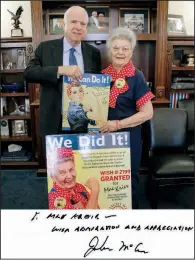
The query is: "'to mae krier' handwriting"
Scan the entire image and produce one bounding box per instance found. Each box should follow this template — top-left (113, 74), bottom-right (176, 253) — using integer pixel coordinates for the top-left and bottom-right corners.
top-left (31, 212), bottom-right (194, 232)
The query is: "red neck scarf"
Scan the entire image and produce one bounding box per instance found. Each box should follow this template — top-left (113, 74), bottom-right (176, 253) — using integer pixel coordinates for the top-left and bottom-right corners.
top-left (53, 183), bottom-right (89, 208)
top-left (101, 61), bottom-right (135, 108)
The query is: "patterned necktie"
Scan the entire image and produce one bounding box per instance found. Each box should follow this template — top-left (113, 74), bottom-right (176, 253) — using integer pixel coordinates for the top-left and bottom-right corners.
top-left (69, 48), bottom-right (77, 65)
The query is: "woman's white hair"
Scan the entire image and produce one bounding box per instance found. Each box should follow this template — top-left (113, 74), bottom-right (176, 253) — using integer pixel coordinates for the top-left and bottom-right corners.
top-left (107, 27), bottom-right (137, 51)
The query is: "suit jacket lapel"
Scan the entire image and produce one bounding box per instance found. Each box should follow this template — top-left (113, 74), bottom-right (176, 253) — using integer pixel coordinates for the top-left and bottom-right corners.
top-left (82, 42), bottom-right (92, 73)
top-left (51, 39), bottom-right (94, 71)
top-left (52, 37), bottom-right (64, 66)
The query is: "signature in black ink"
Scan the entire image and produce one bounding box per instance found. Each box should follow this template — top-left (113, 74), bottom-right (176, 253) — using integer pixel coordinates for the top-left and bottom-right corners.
top-left (84, 236), bottom-right (113, 258)
top-left (119, 241), bottom-right (149, 254)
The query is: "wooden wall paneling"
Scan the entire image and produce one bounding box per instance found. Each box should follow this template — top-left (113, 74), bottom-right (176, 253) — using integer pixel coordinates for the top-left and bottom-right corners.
top-left (30, 101), bottom-right (41, 164)
top-left (154, 1), bottom-right (168, 93)
top-left (28, 83), bottom-right (36, 103)
top-left (133, 42), bottom-right (150, 79)
top-left (30, 0), bottom-right (42, 105)
top-left (31, 1), bottom-right (43, 49)
top-left (148, 42), bottom-right (156, 92)
top-left (166, 42), bottom-right (173, 100)
top-left (132, 42), bottom-right (156, 87)
top-left (30, 101), bottom-right (36, 160)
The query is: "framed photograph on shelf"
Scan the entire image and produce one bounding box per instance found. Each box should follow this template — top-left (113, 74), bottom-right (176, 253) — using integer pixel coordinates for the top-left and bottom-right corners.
top-left (12, 120), bottom-right (28, 136)
top-left (168, 14), bottom-right (186, 35)
top-left (17, 49), bottom-right (26, 69)
top-left (119, 8), bottom-right (150, 34)
top-left (49, 14), bottom-right (64, 35)
top-left (85, 6), bottom-right (109, 41)
top-left (2, 51), bottom-right (12, 70)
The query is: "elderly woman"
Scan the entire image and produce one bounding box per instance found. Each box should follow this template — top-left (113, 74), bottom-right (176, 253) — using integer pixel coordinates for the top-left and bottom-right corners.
top-left (48, 147), bottom-right (100, 209)
top-left (100, 27), bottom-right (155, 209)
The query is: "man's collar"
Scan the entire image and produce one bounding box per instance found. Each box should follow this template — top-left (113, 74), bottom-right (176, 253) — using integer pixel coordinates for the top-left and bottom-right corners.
top-left (63, 36), bottom-right (82, 55)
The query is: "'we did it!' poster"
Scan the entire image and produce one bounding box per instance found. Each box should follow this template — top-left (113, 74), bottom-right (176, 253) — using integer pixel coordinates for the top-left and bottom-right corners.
top-left (46, 132), bottom-right (132, 210)
top-left (62, 73), bottom-right (110, 132)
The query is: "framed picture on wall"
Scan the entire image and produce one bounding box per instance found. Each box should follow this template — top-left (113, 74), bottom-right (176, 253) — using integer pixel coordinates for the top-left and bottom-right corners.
top-left (85, 6), bottom-right (110, 40)
top-left (119, 8), bottom-right (150, 34)
top-left (167, 14), bottom-right (186, 35)
top-left (49, 14), bottom-right (64, 35)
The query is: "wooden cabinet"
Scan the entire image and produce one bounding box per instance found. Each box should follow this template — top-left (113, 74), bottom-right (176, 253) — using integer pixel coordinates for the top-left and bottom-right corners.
top-left (1, 37), bottom-right (38, 168)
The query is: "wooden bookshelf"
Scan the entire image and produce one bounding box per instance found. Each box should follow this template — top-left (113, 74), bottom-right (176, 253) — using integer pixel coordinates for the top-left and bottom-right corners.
top-left (137, 33), bottom-right (156, 41)
top-left (1, 69), bottom-right (24, 73)
top-left (172, 66), bottom-right (194, 71)
top-left (1, 136), bottom-right (32, 142)
top-left (1, 37), bottom-right (38, 169)
top-left (0, 93), bottom-right (29, 97)
top-left (152, 98), bottom-right (170, 104)
top-left (1, 161), bottom-right (39, 166)
top-left (166, 36), bottom-right (194, 101)
top-left (171, 89), bottom-right (194, 94)
top-left (0, 114), bottom-right (31, 120)
top-left (1, 37), bottom-right (32, 43)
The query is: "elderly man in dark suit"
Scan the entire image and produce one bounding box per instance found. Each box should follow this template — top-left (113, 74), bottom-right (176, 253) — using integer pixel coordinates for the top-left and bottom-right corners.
top-left (24, 6), bottom-right (101, 156)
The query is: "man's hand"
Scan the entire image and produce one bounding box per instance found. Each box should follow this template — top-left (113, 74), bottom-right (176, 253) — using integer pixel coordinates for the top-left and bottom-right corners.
top-left (85, 177), bottom-right (100, 194)
top-left (58, 65), bottom-right (82, 80)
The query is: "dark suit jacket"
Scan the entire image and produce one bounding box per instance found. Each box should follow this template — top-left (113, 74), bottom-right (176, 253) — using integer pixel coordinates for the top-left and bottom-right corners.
top-left (24, 38), bottom-right (101, 138)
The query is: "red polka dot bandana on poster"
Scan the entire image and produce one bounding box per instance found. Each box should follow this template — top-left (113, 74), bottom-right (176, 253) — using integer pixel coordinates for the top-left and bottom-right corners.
top-left (57, 147), bottom-right (75, 162)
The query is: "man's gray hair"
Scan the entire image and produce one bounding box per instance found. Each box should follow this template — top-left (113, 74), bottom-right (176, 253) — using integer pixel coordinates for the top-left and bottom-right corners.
top-left (107, 27), bottom-right (137, 51)
top-left (64, 6), bottom-right (89, 23)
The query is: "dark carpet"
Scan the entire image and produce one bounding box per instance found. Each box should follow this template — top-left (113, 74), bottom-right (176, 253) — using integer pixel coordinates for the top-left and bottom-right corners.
top-left (1, 170), bottom-right (194, 209)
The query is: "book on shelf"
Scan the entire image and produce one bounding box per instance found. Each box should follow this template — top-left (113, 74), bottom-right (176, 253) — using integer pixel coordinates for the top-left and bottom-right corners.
top-left (46, 132), bottom-right (132, 210)
top-left (170, 92), bottom-right (190, 108)
top-left (1, 97), bottom-right (7, 116)
top-left (25, 98), bottom-right (30, 113)
top-left (62, 73), bottom-right (110, 132)
top-left (171, 77), bottom-right (194, 90)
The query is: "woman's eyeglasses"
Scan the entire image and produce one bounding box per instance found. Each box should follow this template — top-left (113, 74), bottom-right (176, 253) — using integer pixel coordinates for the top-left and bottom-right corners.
top-left (111, 46), bottom-right (132, 53)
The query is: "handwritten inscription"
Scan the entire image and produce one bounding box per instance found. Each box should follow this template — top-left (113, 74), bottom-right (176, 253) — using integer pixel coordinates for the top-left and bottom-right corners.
top-left (30, 212), bottom-right (194, 233)
top-left (83, 235), bottom-right (149, 258)
top-left (29, 212), bottom-right (194, 258)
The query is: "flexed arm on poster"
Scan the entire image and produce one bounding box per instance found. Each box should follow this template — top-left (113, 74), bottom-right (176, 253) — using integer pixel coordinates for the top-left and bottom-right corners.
top-left (85, 91), bottom-right (104, 127)
top-left (85, 177), bottom-right (100, 209)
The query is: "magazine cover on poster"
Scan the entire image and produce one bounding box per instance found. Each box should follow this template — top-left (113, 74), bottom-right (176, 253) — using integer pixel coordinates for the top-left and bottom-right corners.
top-left (46, 132), bottom-right (132, 209)
top-left (62, 73), bottom-right (110, 132)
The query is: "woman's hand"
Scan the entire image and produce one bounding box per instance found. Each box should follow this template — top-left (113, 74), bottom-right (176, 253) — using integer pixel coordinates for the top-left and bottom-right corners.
top-left (74, 201), bottom-right (85, 209)
top-left (100, 120), bottom-right (117, 133)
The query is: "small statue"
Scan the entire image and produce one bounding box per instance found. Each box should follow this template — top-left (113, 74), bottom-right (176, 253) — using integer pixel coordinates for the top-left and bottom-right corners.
top-left (7, 6), bottom-right (24, 29)
top-left (10, 98), bottom-right (25, 116)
